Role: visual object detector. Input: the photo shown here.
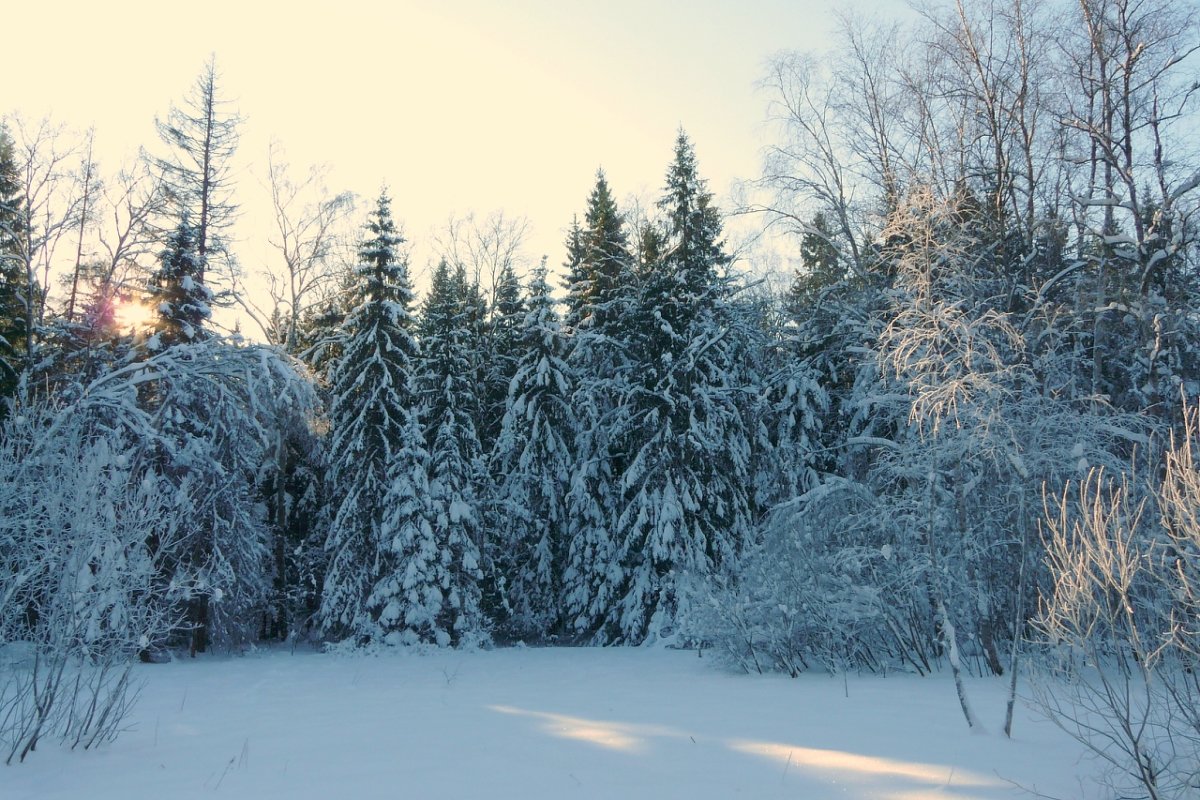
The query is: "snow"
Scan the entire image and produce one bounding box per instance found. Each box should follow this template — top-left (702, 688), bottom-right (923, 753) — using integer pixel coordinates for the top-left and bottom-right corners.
top-left (8, 647), bottom-right (1098, 799)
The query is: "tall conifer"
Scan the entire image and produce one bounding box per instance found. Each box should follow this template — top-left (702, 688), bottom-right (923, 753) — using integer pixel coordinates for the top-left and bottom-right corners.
top-left (0, 125), bottom-right (26, 412)
top-left (604, 131), bottom-right (753, 643)
top-left (414, 260), bottom-right (488, 645)
top-left (320, 191), bottom-right (423, 639)
top-left (490, 263), bottom-right (576, 639)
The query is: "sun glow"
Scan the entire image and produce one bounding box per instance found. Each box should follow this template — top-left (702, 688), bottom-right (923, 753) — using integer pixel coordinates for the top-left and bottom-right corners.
top-left (113, 298), bottom-right (157, 333)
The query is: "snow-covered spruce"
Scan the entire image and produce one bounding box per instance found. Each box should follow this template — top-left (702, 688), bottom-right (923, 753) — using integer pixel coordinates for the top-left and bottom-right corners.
top-left (320, 191), bottom-right (426, 643)
top-left (412, 258), bottom-right (488, 646)
top-left (489, 262), bottom-right (577, 640)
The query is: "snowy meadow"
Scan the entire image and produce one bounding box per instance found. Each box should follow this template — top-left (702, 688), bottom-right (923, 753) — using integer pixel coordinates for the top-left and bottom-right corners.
top-left (6, 647), bottom-right (1097, 800)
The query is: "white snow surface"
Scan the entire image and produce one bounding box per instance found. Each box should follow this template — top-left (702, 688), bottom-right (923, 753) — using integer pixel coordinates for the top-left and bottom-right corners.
top-left (9, 647), bottom-right (1096, 799)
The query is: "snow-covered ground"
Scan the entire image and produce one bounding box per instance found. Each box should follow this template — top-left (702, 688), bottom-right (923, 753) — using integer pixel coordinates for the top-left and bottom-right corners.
top-left (8, 647), bottom-right (1095, 799)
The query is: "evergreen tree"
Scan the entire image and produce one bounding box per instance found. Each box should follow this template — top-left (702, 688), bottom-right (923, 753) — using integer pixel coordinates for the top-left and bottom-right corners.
top-left (145, 218), bottom-right (212, 349)
top-left (0, 125), bottom-right (25, 414)
top-left (365, 408), bottom-right (439, 644)
top-left (561, 172), bottom-right (637, 638)
top-left (477, 258), bottom-right (524, 453)
top-left (413, 259), bottom-right (488, 645)
top-left (262, 404), bottom-right (327, 642)
top-left (635, 221), bottom-right (666, 281)
top-left (751, 299), bottom-right (830, 511)
top-left (786, 211), bottom-right (842, 317)
top-left (490, 262), bottom-right (576, 639)
top-left (602, 131), bottom-right (753, 643)
top-left (296, 265), bottom-right (358, 382)
top-left (657, 132), bottom-right (729, 292)
top-left (319, 191), bottom-right (423, 640)
top-left (136, 210), bottom-right (267, 654)
top-left (750, 216), bottom-right (841, 511)
top-left (565, 170), bottom-right (633, 336)
top-left (560, 215), bottom-right (587, 330)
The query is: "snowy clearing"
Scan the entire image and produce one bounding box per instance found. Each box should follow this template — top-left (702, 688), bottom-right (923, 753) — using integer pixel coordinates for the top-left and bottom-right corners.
top-left (8, 647), bottom-right (1096, 800)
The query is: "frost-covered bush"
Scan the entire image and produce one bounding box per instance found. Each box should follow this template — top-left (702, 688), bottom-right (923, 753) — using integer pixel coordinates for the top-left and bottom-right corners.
top-left (0, 405), bottom-right (183, 763)
top-left (684, 480), bottom-right (917, 676)
top-left (0, 333), bottom-right (318, 761)
top-left (129, 340), bottom-right (321, 652)
top-left (1033, 408), bottom-right (1200, 798)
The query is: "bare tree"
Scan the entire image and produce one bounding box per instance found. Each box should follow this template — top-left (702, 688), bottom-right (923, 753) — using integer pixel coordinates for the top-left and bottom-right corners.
top-left (1032, 398), bottom-right (1200, 798)
top-left (432, 209), bottom-right (531, 310)
top-left (916, 0), bottom-right (1065, 264)
top-left (244, 142), bottom-right (356, 350)
top-left (64, 129), bottom-right (100, 324)
top-left (1055, 0), bottom-right (1200, 414)
top-left (1060, 0), bottom-right (1199, 269)
top-left (877, 187), bottom-right (1032, 726)
top-left (6, 114), bottom-right (86, 364)
top-left (92, 161), bottom-right (167, 307)
top-left (1035, 468), bottom-right (1174, 798)
top-left (752, 51), bottom-right (873, 277)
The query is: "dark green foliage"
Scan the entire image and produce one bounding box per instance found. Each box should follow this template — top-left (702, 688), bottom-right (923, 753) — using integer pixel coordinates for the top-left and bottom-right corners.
top-left (786, 211), bottom-right (842, 318)
top-left (415, 258), bottom-right (488, 644)
top-left (320, 190), bottom-right (422, 638)
top-left (565, 171), bottom-right (634, 337)
top-left (478, 259), bottom-right (525, 452)
top-left (565, 132), bottom-right (754, 644)
top-left (602, 132), bottom-right (752, 642)
top-left (560, 215), bottom-right (587, 329)
top-left (490, 262), bottom-right (576, 639)
top-left (146, 219), bottom-right (212, 348)
top-left (0, 126), bottom-right (26, 413)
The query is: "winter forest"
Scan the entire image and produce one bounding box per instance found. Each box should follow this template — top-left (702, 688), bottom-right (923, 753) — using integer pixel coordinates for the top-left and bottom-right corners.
top-left (3, 0), bottom-right (1200, 796)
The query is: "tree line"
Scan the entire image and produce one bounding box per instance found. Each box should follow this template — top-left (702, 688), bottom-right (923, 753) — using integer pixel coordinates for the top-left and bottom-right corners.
top-left (3, 0), bottom-right (1200, 790)
top-left (0, 54), bottom-right (758, 657)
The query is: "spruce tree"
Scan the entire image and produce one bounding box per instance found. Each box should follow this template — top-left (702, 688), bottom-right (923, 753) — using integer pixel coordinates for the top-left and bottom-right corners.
top-left (561, 172), bottom-right (636, 638)
top-left (296, 264), bottom-right (359, 381)
top-left (146, 218), bottom-right (212, 349)
top-left (366, 408), bottom-right (438, 644)
top-left (414, 259), bottom-right (487, 645)
top-left (563, 170), bottom-right (633, 336)
top-left (490, 262), bottom-right (576, 639)
top-left (786, 211), bottom-right (842, 317)
top-left (134, 225), bottom-right (317, 652)
top-left (0, 125), bottom-right (25, 413)
top-left (478, 258), bottom-right (525, 453)
top-left (560, 215), bottom-right (587, 330)
top-left (603, 131), bottom-right (753, 643)
top-left (320, 191), bottom-right (423, 640)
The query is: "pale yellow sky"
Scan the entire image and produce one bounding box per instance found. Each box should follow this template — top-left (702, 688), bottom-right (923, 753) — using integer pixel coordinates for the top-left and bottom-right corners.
top-left (3, 0), bottom-right (906, 331)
